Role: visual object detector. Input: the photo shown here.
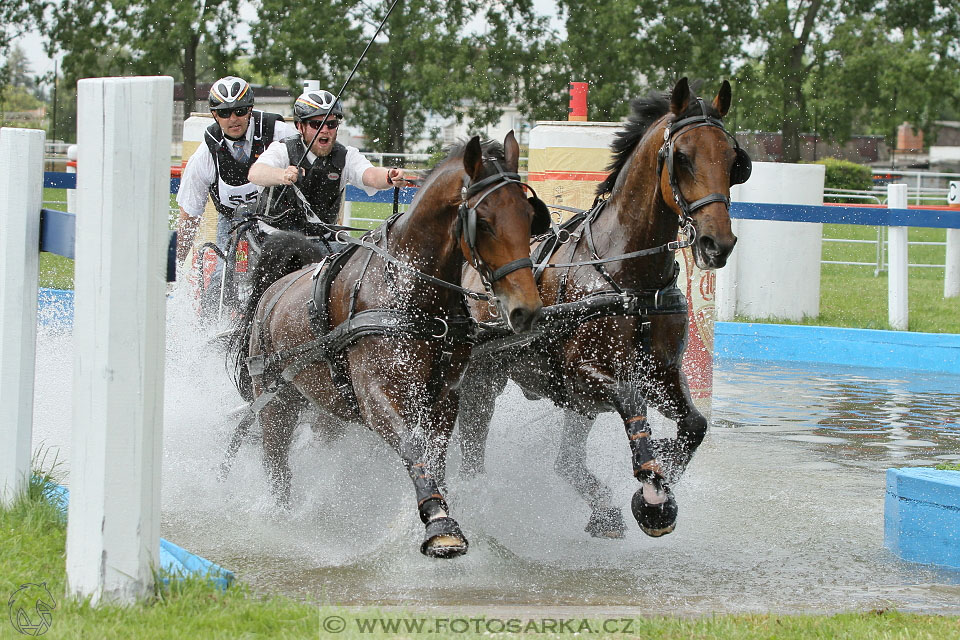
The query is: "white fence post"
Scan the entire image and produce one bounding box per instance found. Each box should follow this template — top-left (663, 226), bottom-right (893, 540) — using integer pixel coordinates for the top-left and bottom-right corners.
top-left (946, 181), bottom-right (959, 299)
top-left (946, 229), bottom-right (960, 298)
top-left (65, 77), bottom-right (173, 605)
top-left (887, 184), bottom-right (909, 330)
top-left (0, 128), bottom-right (45, 507)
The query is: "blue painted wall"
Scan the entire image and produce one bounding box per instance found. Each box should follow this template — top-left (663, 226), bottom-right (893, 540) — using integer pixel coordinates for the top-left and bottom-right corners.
top-left (715, 322), bottom-right (960, 375)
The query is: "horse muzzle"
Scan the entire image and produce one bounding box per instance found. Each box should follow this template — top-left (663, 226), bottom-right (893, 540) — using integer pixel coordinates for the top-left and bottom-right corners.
top-left (693, 232), bottom-right (737, 269)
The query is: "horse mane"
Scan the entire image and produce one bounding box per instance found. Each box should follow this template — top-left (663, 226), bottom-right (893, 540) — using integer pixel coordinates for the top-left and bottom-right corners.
top-left (596, 85), bottom-right (720, 196)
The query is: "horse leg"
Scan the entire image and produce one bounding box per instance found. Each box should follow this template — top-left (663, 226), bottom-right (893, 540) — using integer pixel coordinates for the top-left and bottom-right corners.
top-left (456, 359), bottom-right (506, 476)
top-left (573, 366), bottom-right (678, 537)
top-left (649, 367), bottom-right (708, 484)
top-left (398, 433), bottom-right (469, 559)
top-left (259, 385), bottom-right (306, 509)
top-left (555, 409), bottom-right (625, 538)
top-left (218, 410), bottom-right (256, 481)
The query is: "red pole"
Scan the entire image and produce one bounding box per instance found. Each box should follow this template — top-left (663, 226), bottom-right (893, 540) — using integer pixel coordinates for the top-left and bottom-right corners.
top-left (568, 82), bottom-right (588, 121)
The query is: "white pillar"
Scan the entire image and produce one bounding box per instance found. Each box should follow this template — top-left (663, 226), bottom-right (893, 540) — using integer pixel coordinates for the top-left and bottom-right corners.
top-left (0, 128), bottom-right (45, 507)
top-left (67, 144), bottom-right (78, 213)
top-left (66, 77), bottom-right (172, 605)
top-left (946, 229), bottom-right (960, 298)
top-left (715, 218), bottom-right (741, 321)
top-left (718, 162), bottom-right (825, 321)
top-left (887, 184), bottom-right (909, 330)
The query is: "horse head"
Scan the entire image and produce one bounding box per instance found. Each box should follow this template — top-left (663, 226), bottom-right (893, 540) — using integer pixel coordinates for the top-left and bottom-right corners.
top-left (655, 78), bottom-right (743, 269)
top-left (455, 131), bottom-right (543, 332)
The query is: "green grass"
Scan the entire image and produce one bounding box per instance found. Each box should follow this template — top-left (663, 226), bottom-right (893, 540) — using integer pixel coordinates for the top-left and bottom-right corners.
top-left (935, 462), bottom-right (960, 471)
top-left (4, 488), bottom-right (959, 639)
top-left (737, 224), bottom-right (960, 333)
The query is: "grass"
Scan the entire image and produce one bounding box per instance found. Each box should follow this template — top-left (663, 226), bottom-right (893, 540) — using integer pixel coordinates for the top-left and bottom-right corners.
top-left (4, 483), bottom-right (959, 639)
top-left (737, 224), bottom-right (960, 333)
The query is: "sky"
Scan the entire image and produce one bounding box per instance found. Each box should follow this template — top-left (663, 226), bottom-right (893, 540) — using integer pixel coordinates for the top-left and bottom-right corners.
top-left (13, 0), bottom-right (563, 86)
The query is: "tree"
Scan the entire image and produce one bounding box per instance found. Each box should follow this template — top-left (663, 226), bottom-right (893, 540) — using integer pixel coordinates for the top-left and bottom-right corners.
top-left (731, 0), bottom-right (960, 161)
top-left (251, 0), bottom-right (547, 153)
top-left (38, 0), bottom-right (244, 119)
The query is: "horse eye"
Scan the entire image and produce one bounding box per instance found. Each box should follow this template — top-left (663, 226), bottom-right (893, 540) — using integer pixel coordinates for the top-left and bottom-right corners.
top-left (675, 151), bottom-right (691, 168)
top-left (477, 218), bottom-right (495, 235)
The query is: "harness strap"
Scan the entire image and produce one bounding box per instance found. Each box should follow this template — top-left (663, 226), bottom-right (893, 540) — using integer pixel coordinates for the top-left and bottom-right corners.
top-left (472, 282), bottom-right (687, 359)
top-left (334, 231), bottom-right (491, 301)
top-left (490, 257), bottom-right (533, 282)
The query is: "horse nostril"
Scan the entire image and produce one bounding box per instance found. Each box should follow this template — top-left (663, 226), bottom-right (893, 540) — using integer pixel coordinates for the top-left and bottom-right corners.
top-left (700, 235), bottom-right (719, 257)
top-left (509, 307), bottom-right (535, 333)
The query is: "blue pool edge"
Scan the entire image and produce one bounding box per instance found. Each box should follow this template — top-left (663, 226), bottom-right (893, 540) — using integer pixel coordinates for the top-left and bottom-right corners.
top-left (884, 468), bottom-right (960, 571)
top-left (44, 482), bottom-right (234, 590)
top-left (714, 322), bottom-right (960, 375)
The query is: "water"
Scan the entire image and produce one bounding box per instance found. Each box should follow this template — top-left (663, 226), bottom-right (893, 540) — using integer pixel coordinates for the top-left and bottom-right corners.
top-left (31, 302), bottom-right (960, 615)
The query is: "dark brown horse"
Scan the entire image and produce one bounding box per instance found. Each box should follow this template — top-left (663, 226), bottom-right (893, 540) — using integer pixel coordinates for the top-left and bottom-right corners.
top-left (458, 79), bottom-right (747, 538)
top-left (227, 132), bottom-right (546, 558)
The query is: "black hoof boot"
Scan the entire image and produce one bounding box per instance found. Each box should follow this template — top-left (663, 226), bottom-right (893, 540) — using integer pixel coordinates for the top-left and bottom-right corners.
top-left (421, 517), bottom-right (469, 559)
top-left (630, 485), bottom-right (678, 537)
top-left (584, 507), bottom-right (626, 539)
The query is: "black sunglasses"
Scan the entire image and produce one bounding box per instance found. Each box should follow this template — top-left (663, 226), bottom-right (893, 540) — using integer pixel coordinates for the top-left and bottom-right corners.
top-left (305, 118), bottom-right (340, 131)
top-left (214, 106), bottom-right (251, 118)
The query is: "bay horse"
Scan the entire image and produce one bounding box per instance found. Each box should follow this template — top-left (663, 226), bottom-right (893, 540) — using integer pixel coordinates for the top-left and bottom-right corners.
top-left (457, 79), bottom-right (748, 538)
top-left (226, 132), bottom-right (547, 558)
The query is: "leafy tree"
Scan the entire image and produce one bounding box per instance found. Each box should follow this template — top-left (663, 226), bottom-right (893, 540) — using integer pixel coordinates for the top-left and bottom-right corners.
top-left (37, 0), bottom-right (245, 120)
top-left (251, 0), bottom-right (547, 153)
top-left (733, 0), bottom-right (960, 161)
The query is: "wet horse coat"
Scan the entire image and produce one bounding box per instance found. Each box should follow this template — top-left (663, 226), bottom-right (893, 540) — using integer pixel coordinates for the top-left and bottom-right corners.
top-left (459, 79), bottom-right (746, 537)
top-left (227, 132), bottom-right (544, 557)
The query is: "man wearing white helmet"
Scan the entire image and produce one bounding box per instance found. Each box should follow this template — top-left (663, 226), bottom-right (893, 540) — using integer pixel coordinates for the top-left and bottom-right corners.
top-left (175, 76), bottom-right (296, 267)
top-left (248, 89), bottom-right (405, 238)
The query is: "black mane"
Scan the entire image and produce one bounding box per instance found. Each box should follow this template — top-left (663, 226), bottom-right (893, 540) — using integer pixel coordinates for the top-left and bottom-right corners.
top-left (596, 89), bottom-right (720, 196)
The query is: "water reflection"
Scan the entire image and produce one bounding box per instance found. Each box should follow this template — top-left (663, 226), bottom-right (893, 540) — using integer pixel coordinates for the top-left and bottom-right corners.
top-left (713, 360), bottom-right (960, 467)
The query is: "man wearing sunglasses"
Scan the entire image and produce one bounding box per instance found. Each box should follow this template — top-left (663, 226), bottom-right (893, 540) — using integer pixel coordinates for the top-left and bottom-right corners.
top-left (248, 89), bottom-right (405, 238)
top-left (176, 76), bottom-right (296, 267)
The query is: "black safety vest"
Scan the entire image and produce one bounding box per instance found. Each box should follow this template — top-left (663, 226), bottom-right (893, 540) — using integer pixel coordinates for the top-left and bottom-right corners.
top-left (203, 110), bottom-right (283, 218)
top-left (257, 136), bottom-right (348, 236)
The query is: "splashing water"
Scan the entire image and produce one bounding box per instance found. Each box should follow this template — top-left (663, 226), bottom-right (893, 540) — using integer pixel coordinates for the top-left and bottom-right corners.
top-left (31, 294), bottom-right (960, 614)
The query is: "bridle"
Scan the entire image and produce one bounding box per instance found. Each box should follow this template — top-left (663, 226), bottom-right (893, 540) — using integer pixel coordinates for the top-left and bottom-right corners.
top-left (456, 158), bottom-right (543, 285)
top-left (656, 98), bottom-right (752, 233)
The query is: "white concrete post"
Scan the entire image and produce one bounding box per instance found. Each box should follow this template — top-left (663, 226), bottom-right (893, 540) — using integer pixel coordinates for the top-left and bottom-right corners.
top-left (67, 144), bottom-right (78, 213)
top-left (945, 181), bottom-right (959, 299)
top-left (65, 77), bottom-right (172, 605)
top-left (946, 229), bottom-right (960, 298)
top-left (887, 183), bottom-right (909, 330)
top-left (717, 162), bottom-right (825, 321)
top-left (0, 128), bottom-right (45, 507)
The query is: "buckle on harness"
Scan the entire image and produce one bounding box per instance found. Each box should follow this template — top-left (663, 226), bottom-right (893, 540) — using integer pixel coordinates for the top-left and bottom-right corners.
top-left (432, 317), bottom-right (449, 339)
top-left (246, 355), bottom-right (265, 377)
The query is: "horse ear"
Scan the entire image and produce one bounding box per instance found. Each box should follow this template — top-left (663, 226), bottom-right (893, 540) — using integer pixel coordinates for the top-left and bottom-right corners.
top-left (463, 135), bottom-right (483, 181)
top-left (503, 130), bottom-right (520, 173)
top-left (713, 80), bottom-right (732, 118)
top-left (671, 77), bottom-right (691, 115)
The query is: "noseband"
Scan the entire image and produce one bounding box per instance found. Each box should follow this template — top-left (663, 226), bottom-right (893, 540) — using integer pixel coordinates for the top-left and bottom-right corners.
top-left (656, 98), bottom-right (751, 231)
top-left (456, 158), bottom-right (538, 284)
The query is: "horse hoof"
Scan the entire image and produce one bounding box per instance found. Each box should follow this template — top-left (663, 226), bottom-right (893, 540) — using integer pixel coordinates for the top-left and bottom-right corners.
top-left (421, 517), bottom-right (469, 559)
top-left (630, 486), bottom-right (678, 537)
top-left (584, 507), bottom-right (625, 539)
